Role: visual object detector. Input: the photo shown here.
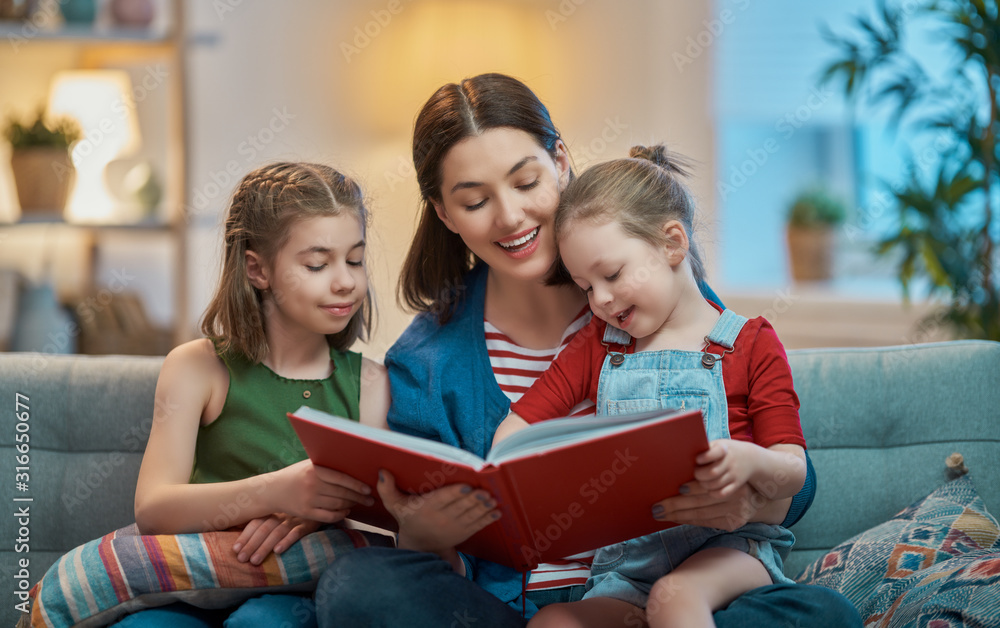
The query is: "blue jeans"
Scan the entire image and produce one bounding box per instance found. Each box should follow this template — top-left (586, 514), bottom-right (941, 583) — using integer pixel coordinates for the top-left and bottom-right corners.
top-left (109, 593), bottom-right (316, 628)
top-left (314, 547), bottom-right (861, 628)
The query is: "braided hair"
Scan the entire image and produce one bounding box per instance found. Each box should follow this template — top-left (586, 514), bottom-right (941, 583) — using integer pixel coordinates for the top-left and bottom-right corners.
top-left (552, 144), bottom-right (706, 283)
top-left (201, 162), bottom-right (374, 362)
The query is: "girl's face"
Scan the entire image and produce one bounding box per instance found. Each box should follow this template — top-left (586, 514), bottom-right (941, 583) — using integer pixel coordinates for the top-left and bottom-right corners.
top-left (559, 218), bottom-right (686, 339)
top-left (433, 127), bottom-right (571, 283)
top-left (248, 213), bottom-right (368, 339)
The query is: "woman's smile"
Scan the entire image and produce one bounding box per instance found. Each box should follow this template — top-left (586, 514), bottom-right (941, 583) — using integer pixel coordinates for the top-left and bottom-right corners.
top-left (496, 226), bottom-right (541, 257)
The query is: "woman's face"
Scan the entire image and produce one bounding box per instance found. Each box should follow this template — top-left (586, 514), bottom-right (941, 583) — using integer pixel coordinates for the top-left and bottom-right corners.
top-left (432, 127), bottom-right (571, 283)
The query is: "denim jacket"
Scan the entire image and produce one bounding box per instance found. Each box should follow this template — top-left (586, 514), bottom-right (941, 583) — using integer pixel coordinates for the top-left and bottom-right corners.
top-left (385, 263), bottom-right (530, 613)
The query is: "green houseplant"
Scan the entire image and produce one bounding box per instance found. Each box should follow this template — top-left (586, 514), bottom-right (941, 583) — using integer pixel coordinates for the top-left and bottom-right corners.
top-left (821, 0), bottom-right (1000, 340)
top-left (786, 187), bottom-right (847, 281)
top-left (3, 108), bottom-right (81, 215)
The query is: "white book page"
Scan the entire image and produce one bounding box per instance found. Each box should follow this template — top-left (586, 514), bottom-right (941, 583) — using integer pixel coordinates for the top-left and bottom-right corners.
top-left (293, 406), bottom-right (489, 470)
top-left (486, 408), bottom-right (684, 463)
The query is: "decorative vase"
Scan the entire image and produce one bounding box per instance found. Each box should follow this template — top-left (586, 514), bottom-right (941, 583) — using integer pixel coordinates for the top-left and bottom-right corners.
top-left (109, 0), bottom-right (154, 28)
top-left (60, 0), bottom-right (97, 24)
top-left (10, 280), bottom-right (76, 353)
top-left (10, 148), bottom-right (75, 216)
top-left (786, 225), bottom-right (835, 281)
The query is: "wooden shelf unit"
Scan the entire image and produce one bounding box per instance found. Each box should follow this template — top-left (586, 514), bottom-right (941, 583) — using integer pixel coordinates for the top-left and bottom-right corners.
top-left (0, 1), bottom-right (189, 352)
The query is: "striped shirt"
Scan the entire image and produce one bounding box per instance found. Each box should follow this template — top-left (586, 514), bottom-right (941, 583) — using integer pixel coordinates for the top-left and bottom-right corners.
top-left (485, 307), bottom-right (596, 590)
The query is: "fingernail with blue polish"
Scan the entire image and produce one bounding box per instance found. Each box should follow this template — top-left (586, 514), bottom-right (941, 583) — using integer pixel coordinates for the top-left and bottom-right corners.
top-left (678, 484), bottom-right (690, 495)
top-left (652, 505), bottom-right (664, 518)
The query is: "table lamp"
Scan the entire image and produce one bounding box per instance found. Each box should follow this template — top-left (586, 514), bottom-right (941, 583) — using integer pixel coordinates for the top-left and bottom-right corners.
top-left (47, 69), bottom-right (142, 223)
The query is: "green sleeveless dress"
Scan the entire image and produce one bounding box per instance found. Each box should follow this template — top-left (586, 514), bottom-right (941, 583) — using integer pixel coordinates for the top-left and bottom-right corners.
top-left (190, 346), bottom-right (362, 484)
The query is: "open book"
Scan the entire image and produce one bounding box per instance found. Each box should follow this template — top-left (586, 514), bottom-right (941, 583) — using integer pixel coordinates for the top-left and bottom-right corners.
top-left (288, 406), bottom-right (708, 572)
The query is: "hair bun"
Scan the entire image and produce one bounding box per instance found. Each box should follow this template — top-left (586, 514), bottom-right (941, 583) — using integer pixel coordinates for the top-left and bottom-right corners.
top-left (628, 144), bottom-right (691, 178)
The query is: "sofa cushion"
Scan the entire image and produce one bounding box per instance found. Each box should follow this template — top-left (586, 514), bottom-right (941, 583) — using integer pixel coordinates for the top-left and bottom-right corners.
top-left (785, 341), bottom-right (1000, 578)
top-left (796, 475), bottom-right (999, 619)
top-left (28, 523), bottom-right (394, 628)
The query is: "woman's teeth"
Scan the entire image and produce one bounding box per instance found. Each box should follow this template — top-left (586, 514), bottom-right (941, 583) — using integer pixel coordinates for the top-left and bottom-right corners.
top-left (498, 227), bottom-right (539, 250)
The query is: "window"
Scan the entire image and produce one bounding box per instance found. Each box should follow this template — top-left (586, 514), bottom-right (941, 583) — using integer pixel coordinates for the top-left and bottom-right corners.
top-left (712, 0), bottom-right (943, 298)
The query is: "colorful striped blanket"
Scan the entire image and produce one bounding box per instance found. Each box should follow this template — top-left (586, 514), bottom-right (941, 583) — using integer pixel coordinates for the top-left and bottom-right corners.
top-left (25, 523), bottom-right (393, 628)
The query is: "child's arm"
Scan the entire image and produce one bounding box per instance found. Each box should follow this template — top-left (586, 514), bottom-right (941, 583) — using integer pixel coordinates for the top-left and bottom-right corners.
top-left (492, 411), bottom-right (529, 446)
top-left (694, 440), bottom-right (806, 501)
top-left (134, 340), bottom-right (374, 535)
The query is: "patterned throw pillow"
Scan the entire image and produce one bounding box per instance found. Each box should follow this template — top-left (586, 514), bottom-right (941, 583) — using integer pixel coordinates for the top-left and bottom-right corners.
top-left (796, 475), bottom-right (1000, 621)
top-left (862, 548), bottom-right (1000, 627)
top-left (25, 524), bottom-right (394, 628)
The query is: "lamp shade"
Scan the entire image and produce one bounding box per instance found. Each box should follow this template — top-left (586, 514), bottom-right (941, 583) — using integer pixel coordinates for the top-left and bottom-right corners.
top-left (47, 70), bottom-right (142, 222)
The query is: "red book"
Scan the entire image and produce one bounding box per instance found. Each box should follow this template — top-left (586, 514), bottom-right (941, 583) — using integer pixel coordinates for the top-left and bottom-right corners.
top-left (288, 406), bottom-right (708, 572)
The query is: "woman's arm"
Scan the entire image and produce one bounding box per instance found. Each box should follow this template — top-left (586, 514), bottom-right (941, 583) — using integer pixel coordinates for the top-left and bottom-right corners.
top-left (359, 357), bottom-right (391, 429)
top-left (134, 340), bottom-right (372, 535)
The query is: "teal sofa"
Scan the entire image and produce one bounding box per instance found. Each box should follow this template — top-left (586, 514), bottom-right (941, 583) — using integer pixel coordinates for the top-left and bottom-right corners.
top-left (1, 340), bottom-right (998, 626)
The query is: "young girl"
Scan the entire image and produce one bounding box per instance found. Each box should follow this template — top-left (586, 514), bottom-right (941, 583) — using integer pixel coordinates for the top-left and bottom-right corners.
top-left (493, 145), bottom-right (808, 628)
top-left (117, 162), bottom-right (391, 627)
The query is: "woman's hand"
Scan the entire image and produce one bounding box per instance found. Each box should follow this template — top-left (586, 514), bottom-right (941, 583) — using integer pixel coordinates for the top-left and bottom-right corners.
top-left (377, 470), bottom-right (499, 572)
top-left (233, 513), bottom-right (322, 565)
top-left (651, 481), bottom-right (769, 531)
top-left (269, 460), bottom-right (374, 523)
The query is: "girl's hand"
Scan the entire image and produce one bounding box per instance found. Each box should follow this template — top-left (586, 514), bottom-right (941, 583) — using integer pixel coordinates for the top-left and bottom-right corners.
top-left (377, 470), bottom-right (500, 555)
top-left (271, 460), bottom-right (374, 522)
top-left (692, 439), bottom-right (757, 498)
top-left (233, 514), bottom-right (321, 565)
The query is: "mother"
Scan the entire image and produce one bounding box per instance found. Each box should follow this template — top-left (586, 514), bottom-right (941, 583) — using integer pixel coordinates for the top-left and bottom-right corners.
top-left (316, 73), bottom-right (859, 627)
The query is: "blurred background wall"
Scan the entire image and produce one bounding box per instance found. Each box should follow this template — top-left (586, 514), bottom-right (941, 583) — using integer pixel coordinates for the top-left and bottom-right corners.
top-left (0, 0), bottom-right (950, 357)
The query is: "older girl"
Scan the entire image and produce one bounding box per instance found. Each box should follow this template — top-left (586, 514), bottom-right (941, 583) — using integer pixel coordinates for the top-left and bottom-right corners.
top-left (116, 162), bottom-right (390, 627)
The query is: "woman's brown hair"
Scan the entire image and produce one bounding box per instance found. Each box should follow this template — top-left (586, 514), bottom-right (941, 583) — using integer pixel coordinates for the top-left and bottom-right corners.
top-left (553, 144), bottom-right (706, 283)
top-left (201, 162), bottom-right (374, 362)
top-left (398, 73), bottom-right (567, 322)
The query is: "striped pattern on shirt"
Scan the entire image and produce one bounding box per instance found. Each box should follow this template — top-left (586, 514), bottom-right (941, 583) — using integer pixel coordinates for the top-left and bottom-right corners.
top-left (485, 309), bottom-right (596, 591)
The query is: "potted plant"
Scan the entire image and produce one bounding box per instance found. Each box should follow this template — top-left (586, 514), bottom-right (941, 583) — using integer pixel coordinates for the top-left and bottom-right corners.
top-left (786, 187), bottom-right (847, 281)
top-left (821, 0), bottom-right (1000, 340)
top-left (3, 108), bottom-right (81, 215)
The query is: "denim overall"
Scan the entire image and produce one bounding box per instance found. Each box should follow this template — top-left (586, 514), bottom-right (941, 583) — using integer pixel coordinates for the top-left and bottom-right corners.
top-left (583, 310), bottom-right (795, 609)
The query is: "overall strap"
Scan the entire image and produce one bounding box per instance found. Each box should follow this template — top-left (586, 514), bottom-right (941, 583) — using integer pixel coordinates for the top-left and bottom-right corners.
top-left (705, 309), bottom-right (749, 350)
top-left (602, 324), bottom-right (632, 346)
top-left (601, 323), bottom-right (633, 367)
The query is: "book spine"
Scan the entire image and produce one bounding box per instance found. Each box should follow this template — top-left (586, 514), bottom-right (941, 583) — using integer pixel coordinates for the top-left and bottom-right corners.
top-left (484, 464), bottom-right (537, 572)
top-left (475, 465), bottom-right (530, 571)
